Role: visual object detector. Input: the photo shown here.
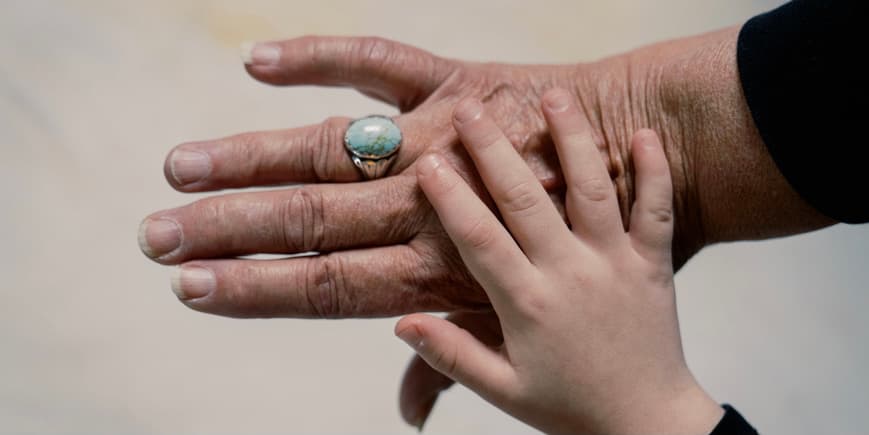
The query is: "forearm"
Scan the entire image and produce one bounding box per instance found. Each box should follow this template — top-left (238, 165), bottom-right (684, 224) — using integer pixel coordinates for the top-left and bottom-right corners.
top-left (656, 26), bottom-right (834, 245)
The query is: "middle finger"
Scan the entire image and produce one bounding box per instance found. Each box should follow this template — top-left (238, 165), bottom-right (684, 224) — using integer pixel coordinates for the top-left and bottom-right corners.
top-left (138, 176), bottom-right (425, 264)
top-left (452, 98), bottom-right (572, 263)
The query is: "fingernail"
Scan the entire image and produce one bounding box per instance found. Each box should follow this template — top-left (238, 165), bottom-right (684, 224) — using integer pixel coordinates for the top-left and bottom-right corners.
top-left (169, 149), bottom-right (211, 185)
top-left (396, 325), bottom-right (423, 350)
top-left (170, 266), bottom-right (216, 300)
top-left (138, 218), bottom-right (182, 258)
top-left (453, 99), bottom-right (482, 124)
top-left (544, 89), bottom-right (571, 112)
top-left (416, 154), bottom-right (442, 177)
top-left (240, 42), bottom-right (280, 66)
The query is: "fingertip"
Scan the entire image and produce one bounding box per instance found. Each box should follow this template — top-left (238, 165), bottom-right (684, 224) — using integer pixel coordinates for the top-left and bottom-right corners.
top-left (395, 313), bottom-right (422, 337)
top-left (398, 354), bottom-right (446, 430)
top-left (453, 98), bottom-right (483, 125)
top-left (632, 128), bottom-right (662, 152)
top-left (239, 41), bottom-right (254, 65)
top-left (416, 154), bottom-right (462, 202)
top-left (631, 129), bottom-right (668, 177)
top-left (396, 314), bottom-right (439, 353)
top-left (415, 154), bottom-right (449, 197)
top-left (239, 41), bottom-right (281, 67)
top-left (240, 41), bottom-right (285, 85)
top-left (163, 144), bottom-right (213, 192)
top-left (542, 88), bottom-right (590, 139)
top-left (542, 88), bottom-right (572, 113)
top-left (415, 154), bottom-right (444, 179)
top-left (162, 151), bottom-right (177, 188)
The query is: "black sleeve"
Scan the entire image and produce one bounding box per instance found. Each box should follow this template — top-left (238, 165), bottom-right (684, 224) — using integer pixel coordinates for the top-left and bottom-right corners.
top-left (709, 404), bottom-right (759, 435)
top-left (736, 0), bottom-right (867, 224)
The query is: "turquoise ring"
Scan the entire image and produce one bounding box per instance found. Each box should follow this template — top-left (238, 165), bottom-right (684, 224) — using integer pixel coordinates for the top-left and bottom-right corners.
top-left (343, 115), bottom-right (402, 179)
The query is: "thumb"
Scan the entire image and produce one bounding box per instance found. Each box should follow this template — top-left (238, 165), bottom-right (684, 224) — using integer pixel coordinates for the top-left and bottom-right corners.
top-left (394, 314), bottom-right (514, 414)
top-left (398, 311), bottom-right (503, 429)
top-left (241, 36), bottom-right (454, 111)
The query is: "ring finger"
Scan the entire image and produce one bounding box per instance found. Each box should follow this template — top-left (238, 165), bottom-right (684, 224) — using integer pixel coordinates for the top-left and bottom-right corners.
top-left (164, 113), bottom-right (448, 192)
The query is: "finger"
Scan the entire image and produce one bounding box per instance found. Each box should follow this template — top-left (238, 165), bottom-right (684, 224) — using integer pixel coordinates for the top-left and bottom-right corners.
top-left (628, 129), bottom-right (674, 262)
top-left (242, 36), bottom-right (454, 110)
top-left (399, 355), bottom-right (452, 431)
top-left (395, 314), bottom-right (515, 407)
top-left (138, 177), bottom-right (423, 264)
top-left (164, 118), bottom-right (359, 191)
top-left (416, 154), bottom-right (532, 308)
top-left (542, 88), bottom-right (624, 247)
top-left (169, 244), bottom-right (469, 318)
top-left (452, 98), bottom-right (572, 263)
top-left (164, 114), bottom-right (436, 192)
top-left (399, 311), bottom-right (502, 428)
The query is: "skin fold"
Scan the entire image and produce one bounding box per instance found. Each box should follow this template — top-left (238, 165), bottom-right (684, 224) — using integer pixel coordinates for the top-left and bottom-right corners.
top-left (139, 26), bottom-right (833, 427)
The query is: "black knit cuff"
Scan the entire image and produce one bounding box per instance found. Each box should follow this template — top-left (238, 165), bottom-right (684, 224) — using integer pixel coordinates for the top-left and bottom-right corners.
top-left (709, 404), bottom-right (759, 435)
top-left (737, 0), bottom-right (867, 223)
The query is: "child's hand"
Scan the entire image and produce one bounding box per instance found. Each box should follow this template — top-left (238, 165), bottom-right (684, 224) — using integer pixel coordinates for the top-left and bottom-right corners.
top-left (395, 89), bottom-right (724, 434)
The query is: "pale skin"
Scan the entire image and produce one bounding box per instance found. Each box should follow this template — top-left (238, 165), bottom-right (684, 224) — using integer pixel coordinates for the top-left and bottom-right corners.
top-left (398, 90), bottom-right (723, 434)
top-left (139, 25), bottom-right (834, 427)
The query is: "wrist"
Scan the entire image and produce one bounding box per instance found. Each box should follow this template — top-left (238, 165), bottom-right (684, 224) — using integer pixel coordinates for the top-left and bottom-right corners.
top-left (573, 25), bottom-right (832, 270)
top-left (639, 382), bottom-right (724, 435)
top-left (596, 376), bottom-right (723, 435)
top-left (655, 26), bottom-right (834, 244)
top-left (655, 26), bottom-right (748, 247)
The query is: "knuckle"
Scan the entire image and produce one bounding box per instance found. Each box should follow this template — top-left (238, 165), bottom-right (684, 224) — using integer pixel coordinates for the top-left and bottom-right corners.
top-left (312, 117), bottom-right (348, 181)
top-left (645, 203), bottom-right (674, 224)
top-left (429, 341), bottom-right (460, 378)
top-left (512, 289), bottom-right (553, 322)
top-left (355, 36), bottom-right (395, 68)
top-left (278, 187), bottom-right (326, 252)
top-left (460, 218), bottom-right (499, 251)
top-left (573, 177), bottom-right (613, 203)
top-left (499, 181), bottom-right (543, 216)
top-left (306, 36), bottom-right (334, 69)
top-left (357, 36), bottom-right (393, 54)
top-left (383, 180), bottom-right (427, 239)
top-left (303, 254), bottom-right (350, 319)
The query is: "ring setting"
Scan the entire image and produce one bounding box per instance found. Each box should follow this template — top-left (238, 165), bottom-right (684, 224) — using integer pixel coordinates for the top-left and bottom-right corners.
top-left (344, 115), bottom-right (402, 179)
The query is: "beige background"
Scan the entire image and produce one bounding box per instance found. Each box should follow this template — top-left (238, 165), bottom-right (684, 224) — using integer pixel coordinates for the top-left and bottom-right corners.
top-left (2, 0), bottom-right (867, 433)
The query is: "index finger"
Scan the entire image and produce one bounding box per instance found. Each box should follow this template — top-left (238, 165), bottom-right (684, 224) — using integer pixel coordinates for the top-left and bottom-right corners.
top-left (415, 153), bottom-right (532, 310)
top-left (242, 36), bottom-right (454, 110)
top-left (542, 89), bottom-right (624, 247)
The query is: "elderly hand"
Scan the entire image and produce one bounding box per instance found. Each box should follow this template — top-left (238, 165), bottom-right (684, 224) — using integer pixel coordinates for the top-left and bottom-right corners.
top-left (139, 36), bottom-right (696, 316)
top-left (139, 29), bottom-right (829, 428)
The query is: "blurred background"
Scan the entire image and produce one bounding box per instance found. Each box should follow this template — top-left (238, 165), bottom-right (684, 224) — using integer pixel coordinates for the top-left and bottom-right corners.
top-left (2, 0), bottom-right (867, 433)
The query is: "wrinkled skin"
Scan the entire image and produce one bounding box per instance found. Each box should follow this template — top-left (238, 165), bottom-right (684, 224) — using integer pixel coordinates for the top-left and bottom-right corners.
top-left (140, 30), bottom-right (831, 428)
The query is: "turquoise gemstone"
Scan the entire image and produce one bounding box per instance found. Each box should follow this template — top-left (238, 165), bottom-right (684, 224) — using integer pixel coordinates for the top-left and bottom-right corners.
top-left (344, 116), bottom-right (402, 158)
